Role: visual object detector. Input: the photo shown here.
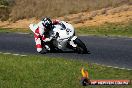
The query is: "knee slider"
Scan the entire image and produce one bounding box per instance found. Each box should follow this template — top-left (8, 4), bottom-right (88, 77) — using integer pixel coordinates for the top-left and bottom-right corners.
top-left (37, 48), bottom-right (42, 52)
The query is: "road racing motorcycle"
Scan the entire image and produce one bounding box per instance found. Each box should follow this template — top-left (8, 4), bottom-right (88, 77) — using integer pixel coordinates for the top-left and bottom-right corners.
top-left (46, 21), bottom-right (88, 54)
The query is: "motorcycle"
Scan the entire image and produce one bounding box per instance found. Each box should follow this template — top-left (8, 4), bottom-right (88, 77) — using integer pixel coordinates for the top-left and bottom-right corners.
top-left (47, 21), bottom-right (88, 54)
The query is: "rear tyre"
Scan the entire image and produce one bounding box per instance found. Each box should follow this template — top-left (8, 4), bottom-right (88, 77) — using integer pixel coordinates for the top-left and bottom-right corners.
top-left (74, 38), bottom-right (88, 54)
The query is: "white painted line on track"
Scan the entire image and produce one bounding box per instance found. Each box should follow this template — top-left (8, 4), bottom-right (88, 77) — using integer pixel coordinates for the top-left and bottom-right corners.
top-left (19, 54), bottom-right (27, 57)
top-left (106, 65), bottom-right (132, 71)
top-left (0, 52), bottom-right (27, 57)
top-left (94, 63), bottom-right (132, 71)
top-left (0, 52), bottom-right (132, 70)
top-left (3, 52), bottom-right (11, 55)
top-left (12, 54), bottom-right (20, 56)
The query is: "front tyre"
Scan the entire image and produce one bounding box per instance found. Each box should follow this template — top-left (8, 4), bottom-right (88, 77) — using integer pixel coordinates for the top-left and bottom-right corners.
top-left (74, 38), bottom-right (88, 54)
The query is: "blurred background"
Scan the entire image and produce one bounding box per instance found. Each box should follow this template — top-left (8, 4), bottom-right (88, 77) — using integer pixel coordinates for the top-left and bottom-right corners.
top-left (0, 0), bottom-right (131, 21)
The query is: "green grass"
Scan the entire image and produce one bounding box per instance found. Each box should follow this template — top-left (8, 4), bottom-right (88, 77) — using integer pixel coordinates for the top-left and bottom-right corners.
top-left (0, 22), bottom-right (132, 38)
top-left (0, 28), bottom-right (31, 33)
top-left (76, 22), bottom-right (132, 37)
top-left (0, 54), bottom-right (132, 88)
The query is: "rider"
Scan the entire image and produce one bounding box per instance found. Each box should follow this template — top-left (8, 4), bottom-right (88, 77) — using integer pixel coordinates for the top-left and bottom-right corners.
top-left (29, 17), bottom-right (60, 54)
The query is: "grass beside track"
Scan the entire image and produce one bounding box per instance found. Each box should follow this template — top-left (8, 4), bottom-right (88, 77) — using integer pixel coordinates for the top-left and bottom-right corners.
top-left (76, 22), bottom-right (132, 37)
top-left (0, 22), bottom-right (132, 38)
top-left (0, 28), bottom-right (31, 33)
top-left (0, 54), bottom-right (131, 88)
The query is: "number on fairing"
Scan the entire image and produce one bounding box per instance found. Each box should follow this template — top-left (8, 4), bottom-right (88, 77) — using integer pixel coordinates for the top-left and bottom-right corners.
top-left (66, 28), bottom-right (72, 35)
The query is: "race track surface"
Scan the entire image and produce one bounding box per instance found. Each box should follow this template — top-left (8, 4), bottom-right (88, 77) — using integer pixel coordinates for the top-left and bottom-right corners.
top-left (0, 33), bottom-right (132, 69)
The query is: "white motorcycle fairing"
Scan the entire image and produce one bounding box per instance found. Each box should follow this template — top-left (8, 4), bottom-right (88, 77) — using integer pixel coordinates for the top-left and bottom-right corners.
top-left (52, 21), bottom-right (77, 50)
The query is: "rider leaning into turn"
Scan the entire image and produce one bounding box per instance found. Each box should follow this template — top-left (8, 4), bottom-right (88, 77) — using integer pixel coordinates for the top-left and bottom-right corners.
top-left (29, 17), bottom-right (60, 54)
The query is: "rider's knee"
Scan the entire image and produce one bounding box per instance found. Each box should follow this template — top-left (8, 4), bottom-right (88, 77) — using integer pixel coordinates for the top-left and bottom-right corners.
top-left (37, 48), bottom-right (42, 53)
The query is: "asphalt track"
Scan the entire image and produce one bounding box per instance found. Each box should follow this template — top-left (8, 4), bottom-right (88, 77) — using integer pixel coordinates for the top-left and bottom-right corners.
top-left (0, 33), bottom-right (132, 69)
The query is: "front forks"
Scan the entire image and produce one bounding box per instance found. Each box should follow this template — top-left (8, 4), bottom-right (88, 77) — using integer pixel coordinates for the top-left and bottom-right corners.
top-left (69, 36), bottom-right (78, 48)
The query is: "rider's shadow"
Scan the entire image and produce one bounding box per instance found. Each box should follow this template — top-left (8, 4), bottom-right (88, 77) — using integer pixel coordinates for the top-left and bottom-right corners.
top-left (49, 50), bottom-right (91, 54)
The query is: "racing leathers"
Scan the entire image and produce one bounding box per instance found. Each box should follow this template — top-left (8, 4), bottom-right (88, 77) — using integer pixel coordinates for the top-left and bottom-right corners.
top-left (29, 20), bottom-right (60, 53)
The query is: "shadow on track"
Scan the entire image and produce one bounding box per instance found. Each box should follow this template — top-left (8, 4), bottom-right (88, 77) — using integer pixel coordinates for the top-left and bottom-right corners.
top-left (47, 49), bottom-right (91, 54)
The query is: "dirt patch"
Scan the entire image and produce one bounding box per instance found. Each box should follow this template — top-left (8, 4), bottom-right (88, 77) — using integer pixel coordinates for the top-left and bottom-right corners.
top-left (0, 5), bottom-right (132, 28)
top-left (59, 4), bottom-right (132, 27)
top-left (0, 18), bottom-right (39, 28)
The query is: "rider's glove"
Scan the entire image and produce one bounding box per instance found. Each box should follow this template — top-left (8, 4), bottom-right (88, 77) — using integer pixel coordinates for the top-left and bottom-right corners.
top-left (43, 37), bottom-right (52, 42)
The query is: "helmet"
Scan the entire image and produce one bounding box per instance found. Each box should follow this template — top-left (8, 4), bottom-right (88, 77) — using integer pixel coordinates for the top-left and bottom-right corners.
top-left (42, 17), bottom-right (53, 31)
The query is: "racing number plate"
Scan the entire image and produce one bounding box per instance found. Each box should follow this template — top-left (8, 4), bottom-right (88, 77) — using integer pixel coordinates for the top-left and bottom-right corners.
top-left (66, 28), bottom-right (72, 35)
